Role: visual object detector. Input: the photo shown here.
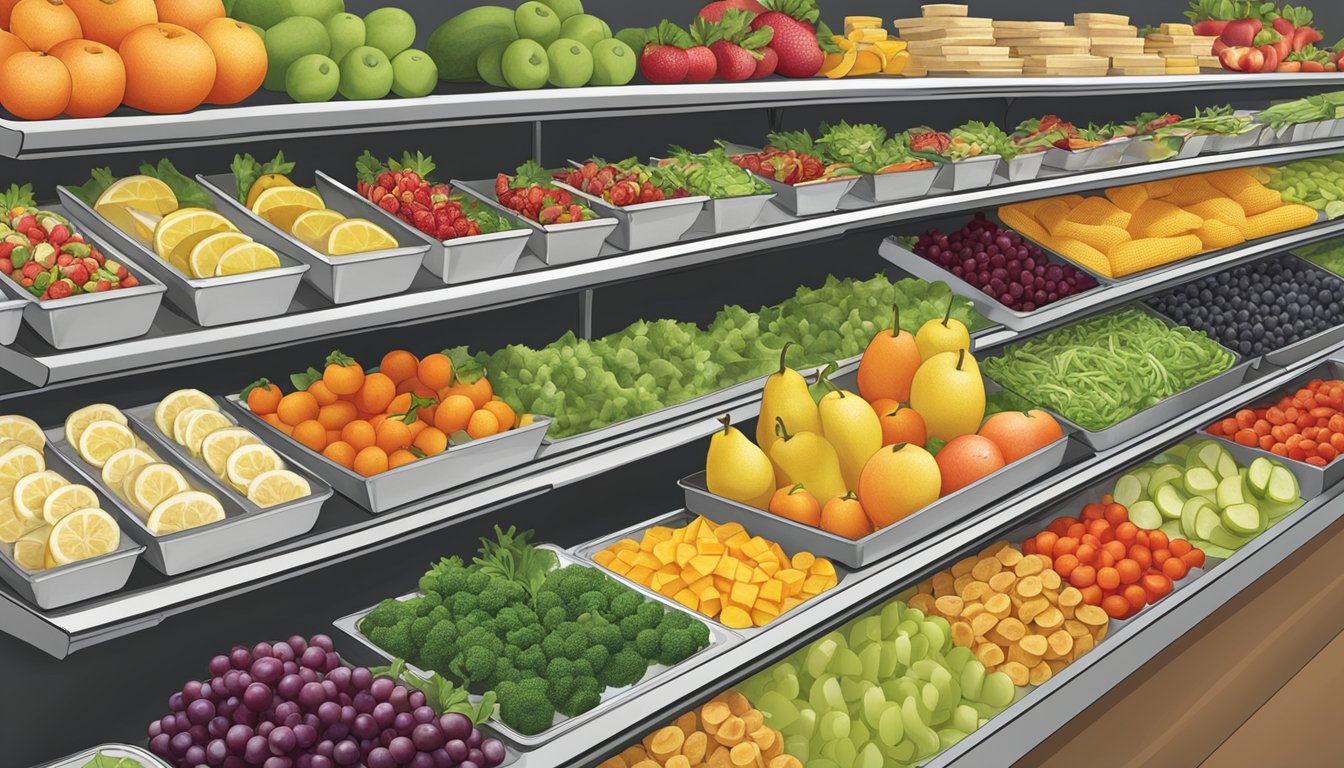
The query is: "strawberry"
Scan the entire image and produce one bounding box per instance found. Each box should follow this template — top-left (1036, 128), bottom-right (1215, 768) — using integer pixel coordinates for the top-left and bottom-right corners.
top-left (378, 195), bottom-right (399, 214)
top-left (711, 40), bottom-right (760, 80)
top-left (686, 17), bottom-right (721, 82)
top-left (751, 0), bottom-right (824, 78)
top-left (47, 223), bottom-right (68, 246)
top-left (640, 20), bottom-right (692, 83)
top-left (698, 0), bottom-right (767, 22)
top-left (20, 260), bottom-right (40, 280)
top-left (752, 46), bottom-right (778, 78)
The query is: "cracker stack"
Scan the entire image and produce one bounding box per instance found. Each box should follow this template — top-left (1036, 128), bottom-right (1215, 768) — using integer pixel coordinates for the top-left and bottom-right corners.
top-left (1144, 22), bottom-right (1216, 73)
top-left (991, 16), bottom-right (1093, 74)
top-left (895, 4), bottom-right (1023, 76)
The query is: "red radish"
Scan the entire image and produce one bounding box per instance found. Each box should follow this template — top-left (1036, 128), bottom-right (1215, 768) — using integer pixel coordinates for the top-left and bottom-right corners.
top-left (685, 16), bottom-right (720, 82)
top-left (710, 8), bottom-right (773, 81)
top-left (698, 0), bottom-right (766, 23)
top-left (751, 0), bottom-right (825, 78)
top-left (752, 46), bottom-right (778, 78)
top-left (640, 20), bottom-right (693, 84)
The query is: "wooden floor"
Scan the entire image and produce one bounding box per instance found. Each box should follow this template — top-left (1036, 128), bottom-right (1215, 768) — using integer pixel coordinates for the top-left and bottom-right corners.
top-left (1016, 513), bottom-right (1344, 768)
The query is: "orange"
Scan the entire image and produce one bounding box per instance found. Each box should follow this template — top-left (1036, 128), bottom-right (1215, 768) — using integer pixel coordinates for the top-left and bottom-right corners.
top-left (245, 379), bottom-right (282, 415)
top-left (352, 446), bottom-right (388, 477)
top-left (935, 434), bottom-right (1005, 496)
top-left (466, 409), bottom-right (500, 440)
top-left (322, 441), bottom-right (355, 469)
top-left (977, 409), bottom-right (1064, 464)
top-left (445, 374), bottom-right (493, 409)
top-left (413, 427), bottom-right (447, 456)
top-left (434, 395), bottom-right (475, 434)
top-left (820, 492), bottom-right (872, 540)
top-left (386, 392), bottom-right (412, 417)
top-left (396, 375), bottom-right (423, 395)
top-left (417, 353), bottom-right (453, 390)
top-left (369, 414), bottom-right (386, 430)
top-left (353, 372), bottom-right (395, 415)
top-left (481, 400), bottom-right (516, 431)
top-left (317, 401), bottom-right (357, 431)
top-left (856, 309), bottom-right (922, 404)
top-left (153, 0), bottom-right (221, 33)
top-left (261, 413), bottom-right (293, 436)
top-left (291, 419), bottom-right (327, 452)
top-left (768, 484), bottom-right (820, 527)
top-left (0, 0), bottom-right (20, 26)
top-left (406, 420), bottom-right (426, 439)
top-left (197, 17), bottom-right (263, 105)
top-left (0, 30), bottom-right (30, 66)
top-left (119, 22), bottom-right (214, 113)
top-left (857, 442), bottom-right (941, 529)
top-left (375, 418), bottom-right (411, 453)
top-left (325, 429), bottom-right (341, 444)
top-left (340, 420), bottom-right (375, 451)
top-left (322, 352), bottom-right (364, 396)
top-left (873, 400), bottom-right (926, 447)
top-left (379, 350), bottom-right (418, 384)
top-left (388, 449), bottom-right (417, 469)
top-left (10, 0), bottom-right (82, 52)
top-left (306, 380), bottom-right (338, 406)
top-left (48, 38), bottom-right (122, 117)
top-left (0, 50), bottom-right (68, 118)
top-left (276, 391), bottom-right (319, 427)
top-left (63, 0), bottom-right (155, 48)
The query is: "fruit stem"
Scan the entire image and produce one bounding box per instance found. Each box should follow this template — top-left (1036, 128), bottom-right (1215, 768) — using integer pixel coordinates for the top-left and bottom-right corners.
top-left (941, 296), bottom-right (953, 327)
top-left (789, 483), bottom-right (807, 495)
top-left (891, 441), bottom-right (908, 452)
top-left (891, 303), bottom-right (901, 336)
top-left (718, 414), bottom-right (732, 434)
top-left (956, 348), bottom-right (966, 371)
top-left (774, 416), bottom-right (794, 441)
top-left (815, 362), bottom-right (839, 396)
top-left (841, 490), bottom-right (857, 501)
top-left (776, 341), bottom-right (795, 376)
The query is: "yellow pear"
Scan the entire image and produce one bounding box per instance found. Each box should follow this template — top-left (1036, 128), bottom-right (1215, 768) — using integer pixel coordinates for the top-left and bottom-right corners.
top-left (769, 417), bottom-right (848, 506)
top-left (706, 414), bottom-right (775, 510)
top-left (909, 349), bottom-right (986, 441)
top-left (915, 298), bottom-right (972, 361)
top-left (817, 371), bottom-right (883, 491)
top-left (757, 343), bottom-right (823, 486)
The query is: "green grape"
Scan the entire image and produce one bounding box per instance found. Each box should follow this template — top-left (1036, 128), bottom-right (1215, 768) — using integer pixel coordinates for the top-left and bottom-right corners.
top-left (911, 659), bottom-right (939, 682)
top-left (960, 660), bottom-right (986, 700)
top-left (878, 643), bottom-right (899, 680)
top-left (785, 734), bottom-right (812, 762)
top-left (758, 690), bottom-right (799, 730)
top-left (857, 741), bottom-right (885, 768)
top-left (902, 697), bottom-right (940, 759)
top-left (880, 600), bottom-right (904, 637)
top-left (839, 676), bottom-right (871, 704)
top-left (980, 670), bottom-right (1016, 708)
top-left (808, 759), bottom-right (839, 768)
top-left (788, 707), bottom-right (817, 738)
top-left (938, 728), bottom-right (969, 751)
top-left (878, 704), bottom-right (905, 746)
top-left (858, 643), bottom-right (881, 681)
top-left (921, 681), bottom-right (940, 713)
top-left (861, 686), bottom-right (888, 728)
top-left (849, 615), bottom-right (881, 647)
top-left (952, 704), bottom-right (979, 734)
top-left (921, 617), bottom-right (949, 652)
top-left (894, 634), bottom-right (912, 667)
top-left (944, 645), bottom-right (974, 675)
top-left (807, 636), bottom-right (840, 679)
top-left (831, 647), bottom-right (863, 677)
top-left (849, 721), bottom-right (871, 748)
top-left (909, 634), bottom-right (930, 661)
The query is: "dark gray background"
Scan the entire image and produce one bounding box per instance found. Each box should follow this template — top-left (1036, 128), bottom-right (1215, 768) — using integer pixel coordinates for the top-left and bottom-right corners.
top-left (2, 0), bottom-right (1342, 765)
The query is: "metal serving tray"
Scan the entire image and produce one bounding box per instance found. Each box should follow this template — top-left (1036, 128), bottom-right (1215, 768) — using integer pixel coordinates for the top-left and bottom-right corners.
top-left (225, 395), bottom-right (548, 514)
top-left (720, 143), bottom-right (860, 217)
top-left (55, 185), bottom-right (310, 327)
top-left (0, 204), bottom-right (166, 350)
top-left (933, 154), bottom-right (1001, 192)
top-left (34, 743), bottom-right (173, 768)
top-left (1041, 137), bottom-right (1131, 171)
top-left (315, 171), bottom-right (533, 285)
top-left (453, 178), bottom-right (619, 265)
top-left (332, 544), bottom-right (737, 748)
top-left (646, 156), bottom-right (778, 233)
top-left (0, 297), bottom-right (22, 344)
top-left (570, 509), bottom-right (849, 636)
top-left (994, 152), bottom-right (1046, 185)
top-left (196, 172), bottom-right (429, 304)
top-left (877, 217), bottom-right (1111, 332)
top-left (554, 171), bottom-right (709, 251)
top-left (0, 445), bottom-right (144, 609)
top-left (982, 306), bottom-right (1252, 452)
top-left (1202, 124), bottom-right (1265, 154)
top-left (854, 164), bottom-right (941, 202)
top-left (1122, 133), bottom-right (1208, 164)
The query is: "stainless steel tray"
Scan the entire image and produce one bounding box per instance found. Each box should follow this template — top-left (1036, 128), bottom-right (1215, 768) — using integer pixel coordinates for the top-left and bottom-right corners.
top-left (225, 394), bottom-right (549, 514)
top-left (570, 509), bottom-right (848, 636)
top-left (55, 185), bottom-right (310, 327)
top-left (315, 170), bottom-right (533, 285)
top-left (0, 204), bottom-right (166, 350)
top-left (933, 154), bottom-right (1001, 192)
top-left (877, 217), bottom-right (1111, 332)
top-left (453, 178), bottom-right (619, 265)
top-left (721, 142), bottom-right (860, 217)
top-left (854, 164), bottom-right (941, 202)
top-left (994, 152), bottom-right (1046, 185)
top-left (0, 297), bottom-right (22, 344)
top-left (34, 743), bottom-right (173, 768)
top-left (554, 174), bottom-right (709, 252)
top-left (1042, 137), bottom-right (1130, 171)
top-left (196, 172), bottom-right (429, 304)
top-left (1202, 125), bottom-right (1265, 154)
top-left (1121, 133), bottom-right (1207, 164)
top-left (332, 544), bottom-right (737, 748)
top-left (647, 156), bottom-right (777, 233)
top-left (0, 445), bottom-right (144, 609)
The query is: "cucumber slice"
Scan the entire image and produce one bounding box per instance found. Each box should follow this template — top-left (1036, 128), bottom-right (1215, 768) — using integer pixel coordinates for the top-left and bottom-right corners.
top-left (1112, 473), bottom-right (1145, 508)
top-left (1132, 469), bottom-right (1153, 492)
top-left (1195, 505), bottom-right (1221, 540)
top-left (1246, 457), bottom-right (1273, 498)
top-left (1217, 451), bottom-right (1240, 480)
top-left (1181, 497), bottom-right (1211, 538)
top-left (1182, 466), bottom-right (1218, 501)
top-left (1129, 499), bottom-right (1163, 530)
top-left (1151, 450), bottom-right (1186, 466)
top-left (1216, 475), bottom-right (1246, 508)
top-left (1154, 483), bottom-right (1186, 519)
top-left (1220, 502), bottom-right (1263, 535)
top-left (1200, 543), bottom-right (1236, 560)
top-left (1266, 465), bottom-right (1300, 504)
top-left (1208, 522), bottom-right (1256, 549)
top-left (1265, 498), bottom-right (1302, 521)
top-left (1167, 442), bottom-right (1191, 459)
top-left (1159, 519), bottom-right (1183, 541)
top-left (1147, 465), bottom-right (1182, 498)
top-left (1189, 440), bottom-right (1225, 472)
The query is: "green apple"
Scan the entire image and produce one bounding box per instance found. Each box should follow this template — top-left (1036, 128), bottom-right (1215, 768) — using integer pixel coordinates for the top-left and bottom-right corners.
top-left (339, 45), bottom-right (394, 100)
top-left (286, 54), bottom-right (340, 102)
top-left (391, 49), bottom-right (438, 98)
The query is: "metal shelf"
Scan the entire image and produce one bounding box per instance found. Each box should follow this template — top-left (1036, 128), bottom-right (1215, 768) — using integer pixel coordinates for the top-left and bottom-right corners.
top-left (5, 136), bottom-right (1344, 389)
top-left (2, 73), bottom-right (1341, 159)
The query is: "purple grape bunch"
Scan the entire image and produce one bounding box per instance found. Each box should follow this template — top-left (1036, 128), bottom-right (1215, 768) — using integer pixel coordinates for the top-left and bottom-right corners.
top-left (913, 213), bottom-right (1099, 312)
top-left (147, 634), bottom-right (508, 768)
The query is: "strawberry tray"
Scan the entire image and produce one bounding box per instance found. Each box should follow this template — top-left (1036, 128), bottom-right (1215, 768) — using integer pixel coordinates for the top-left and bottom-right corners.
top-left (0, 445), bottom-right (145, 610)
top-left (555, 163), bottom-right (710, 251)
top-left (196, 172), bottom-right (429, 305)
top-left (452, 178), bottom-right (619, 265)
top-left (719, 142), bottom-right (860, 217)
top-left (55, 186), bottom-right (311, 328)
top-left (316, 171), bottom-right (534, 285)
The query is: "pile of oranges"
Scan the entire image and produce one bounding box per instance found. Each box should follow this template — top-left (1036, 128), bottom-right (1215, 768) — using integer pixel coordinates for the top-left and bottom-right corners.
top-left (243, 349), bottom-right (528, 477)
top-left (0, 0), bottom-right (265, 120)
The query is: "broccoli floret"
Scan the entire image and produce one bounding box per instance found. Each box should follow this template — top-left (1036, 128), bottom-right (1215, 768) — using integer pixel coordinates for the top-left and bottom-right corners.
top-left (547, 674), bottom-right (576, 705)
top-left (588, 621), bottom-right (625, 654)
top-left (543, 565), bottom-right (605, 606)
top-left (414, 592), bottom-right (442, 615)
top-left (570, 658), bottom-right (593, 679)
top-left (577, 590), bottom-right (608, 615)
top-left (547, 656), bottom-right (574, 679)
top-left (494, 606), bottom-right (523, 635)
top-left (459, 625), bottom-right (504, 656)
top-left (516, 645), bottom-right (547, 673)
top-left (562, 629), bottom-right (589, 660)
top-left (454, 645), bottom-right (497, 685)
top-left (659, 609), bottom-right (693, 632)
top-left (599, 577), bottom-right (626, 604)
top-left (466, 571), bottom-right (491, 594)
top-left (421, 556), bottom-right (469, 597)
top-left (451, 591), bottom-right (478, 616)
top-left (636, 600), bottom-right (664, 626)
top-left (419, 620), bottom-right (460, 674)
top-left (657, 629), bottom-right (701, 666)
top-left (368, 619), bottom-right (416, 663)
top-left (498, 680), bottom-right (557, 736)
top-left (687, 619), bottom-right (710, 649)
top-left (582, 644), bottom-right (609, 673)
top-left (619, 615), bottom-right (646, 641)
top-left (515, 604), bottom-right (539, 626)
top-left (634, 628), bottom-right (661, 659)
top-left (478, 584), bottom-right (514, 614)
top-left (541, 631), bottom-right (567, 661)
top-left (410, 615), bottom-right (438, 648)
top-left (465, 609), bottom-right (492, 627)
top-left (600, 649), bottom-right (649, 689)
top-left (493, 657), bottom-right (522, 685)
top-left (507, 625), bottom-right (544, 650)
top-left (559, 678), bottom-right (602, 717)
top-left (363, 598), bottom-right (415, 631)
top-left (609, 591), bottom-right (643, 619)
top-left (542, 606), bottom-right (569, 631)
top-left (533, 589), bottom-right (563, 617)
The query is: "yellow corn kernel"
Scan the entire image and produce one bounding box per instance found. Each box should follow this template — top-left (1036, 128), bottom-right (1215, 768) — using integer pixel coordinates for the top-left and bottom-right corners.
top-left (1052, 220), bottom-right (1132, 254)
top-left (1234, 183), bottom-right (1289, 216)
top-left (997, 207), bottom-right (1053, 245)
top-left (1194, 218), bottom-right (1245, 250)
top-left (1142, 179), bottom-right (1176, 199)
top-left (1205, 168), bottom-right (1262, 198)
top-left (1064, 197), bottom-right (1131, 228)
top-left (1044, 236), bottom-right (1114, 278)
top-left (1242, 204), bottom-right (1319, 240)
top-left (1104, 183), bottom-right (1148, 212)
top-left (1107, 235), bottom-right (1203, 276)
top-left (1185, 197), bottom-right (1247, 227)
top-left (1035, 200), bottom-right (1075, 234)
top-left (1161, 175), bottom-right (1221, 206)
top-left (1127, 200), bottom-right (1203, 238)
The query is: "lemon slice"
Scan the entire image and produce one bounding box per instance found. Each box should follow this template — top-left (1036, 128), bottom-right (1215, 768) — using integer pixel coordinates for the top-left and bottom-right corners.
top-left (186, 231), bottom-right (253, 279)
top-left (95, 175), bottom-right (178, 240)
top-left (201, 427), bottom-right (260, 479)
top-left (246, 173), bottom-right (294, 208)
top-left (179, 410), bottom-right (234, 456)
top-left (101, 447), bottom-right (157, 490)
top-left (0, 499), bottom-right (39, 544)
top-left (0, 443), bottom-right (43, 499)
top-left (0, 415), bottom-right (44, 451)
top-left (246, 469), bottom-right (311, 508)
top-left (146, 491), bottom-right (224, 535)
top-left (77, 420), bottom-right (137, 468)
top-left (13, 524), bottom-right (51, 571)
top-left (47, 508), bottom-right (120, 565)
top-left (42, 483), bottom-right (99, 526)
top-left (324, 218), bottom-right (398, 256)
top-left (172, 406), bottom-right (219, 446)
top-left (166, 226), bottom-right (232, 275)
top-left (250, 186), bottom-right (324, 232)
top-left (214, 242), bottom-right (281, 276)
top-left (152, 208), bottom-right (238, 261)
top-left (65, 403), bottom-right (127, 450)
top-left (154, 389), bottom-right (217, 438)
top-left (225, 443), bottom-right (282, 491)
top-left (127, 463), bottom-right (189, 515)
top-left (291, 208), bottom-right (346, 249)
top-left (13, 470), bottom-right (67, 522)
